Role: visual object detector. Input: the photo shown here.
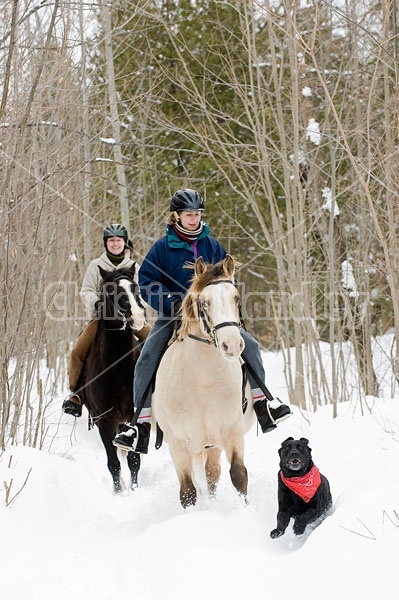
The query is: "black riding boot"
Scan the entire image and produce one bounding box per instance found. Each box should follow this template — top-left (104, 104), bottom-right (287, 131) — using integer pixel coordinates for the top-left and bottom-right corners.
top-left (253, 398), bottom-right (292, 433)
top-left (113, 422), bottom-right (151, 454)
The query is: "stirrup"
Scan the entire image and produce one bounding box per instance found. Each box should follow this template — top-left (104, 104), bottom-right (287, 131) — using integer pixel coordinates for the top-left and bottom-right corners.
top-left (113, 422), bottom-right (150, 454)
top-left (62, 393), bottom-right (83, 417)
top-left (267, 397), bottom-right (292, 425)
top-left (68, 393), bottom-right (82, 405)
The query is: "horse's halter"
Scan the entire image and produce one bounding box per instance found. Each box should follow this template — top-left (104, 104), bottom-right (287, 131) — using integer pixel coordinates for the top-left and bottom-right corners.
top-left (99, 276), bottom-right (143, 331)
top-left (191, 279), bottom-right (241, 348)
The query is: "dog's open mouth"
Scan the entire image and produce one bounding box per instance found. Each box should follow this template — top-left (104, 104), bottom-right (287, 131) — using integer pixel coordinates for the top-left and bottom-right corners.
top-left (287, 458), bottom-right (304, 471)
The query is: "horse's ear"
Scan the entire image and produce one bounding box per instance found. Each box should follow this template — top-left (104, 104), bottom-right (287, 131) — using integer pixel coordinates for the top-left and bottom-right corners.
top-left (127, 263), bottom-right (136, 280)
top-left (98, 266), bottom-right (107, 280)
top-left (223, 254), bottom-right (235, 278)
top-left (195, 257), bottom-right (206, 277)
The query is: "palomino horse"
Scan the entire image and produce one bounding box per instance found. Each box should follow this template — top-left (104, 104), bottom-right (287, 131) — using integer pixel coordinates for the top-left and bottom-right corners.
top-left (152, 255), bottom-right (255, 508)
top-left (82, 265), bottom-right (146, 493)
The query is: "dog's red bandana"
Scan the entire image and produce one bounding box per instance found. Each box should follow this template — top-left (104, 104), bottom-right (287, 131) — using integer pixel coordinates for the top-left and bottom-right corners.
top-left (280, 465), bottom-right (321, 503)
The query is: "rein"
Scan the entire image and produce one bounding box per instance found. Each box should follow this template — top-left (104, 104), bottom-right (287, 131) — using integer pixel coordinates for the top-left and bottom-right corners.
top-left (189, 278), bottom-right (241, 347)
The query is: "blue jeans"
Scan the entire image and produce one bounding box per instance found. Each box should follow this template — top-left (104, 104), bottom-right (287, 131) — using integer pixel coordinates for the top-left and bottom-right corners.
top-left (133, 317), bottom-right (175, 411)
top-left (133, 318), bottom-right (266, 413)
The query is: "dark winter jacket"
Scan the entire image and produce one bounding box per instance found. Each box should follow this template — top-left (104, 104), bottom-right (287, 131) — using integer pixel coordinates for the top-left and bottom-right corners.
top-left (139, 224), bottom-right (226, 316)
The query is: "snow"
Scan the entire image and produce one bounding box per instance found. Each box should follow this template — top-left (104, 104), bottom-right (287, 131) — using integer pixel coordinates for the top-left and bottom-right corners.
top-left (341, 259), bottom-right (359, 298)
top-left (306, 117), bottom-right (321, 145)
top-left (99, 137), bottom-right (116, 145)
top-left (1, 346), bottom-right (398, 600)
top-left (322, 186), bottom-right (340, 217)
top-left (301, 86), bottom-right (312, 97)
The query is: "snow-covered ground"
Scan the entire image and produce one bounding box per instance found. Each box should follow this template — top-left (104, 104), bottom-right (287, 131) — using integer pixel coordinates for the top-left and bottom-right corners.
top-left (1, 345), bottom-right (398, 600)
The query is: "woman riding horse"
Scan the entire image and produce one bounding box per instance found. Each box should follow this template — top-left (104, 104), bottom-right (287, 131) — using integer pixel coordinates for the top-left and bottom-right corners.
top-left (113, 189), bottom-right (292, 454)
top-left (62, 223), bottom-right (151, 417)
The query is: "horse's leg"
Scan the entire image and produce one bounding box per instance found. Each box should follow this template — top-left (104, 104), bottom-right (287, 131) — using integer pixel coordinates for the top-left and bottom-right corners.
top-left (168, 441), bottom-right (196, 508)
top-left (98, 424), bottom-right (123, 493)
top-left (126, 451), bottom-right (141, 489)
top-left (205, 447), bottom-right (222, 498)
top-left (225, 438), bottom-right (248, 499)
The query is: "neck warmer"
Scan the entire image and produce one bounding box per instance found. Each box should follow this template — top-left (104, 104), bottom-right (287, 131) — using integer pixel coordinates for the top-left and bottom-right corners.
top-left (106, 251), bottom-right (125, 266)
top-left (279, 465), bottom-right (321, 503)
top-left (173, 221), bottom-right (204, 242)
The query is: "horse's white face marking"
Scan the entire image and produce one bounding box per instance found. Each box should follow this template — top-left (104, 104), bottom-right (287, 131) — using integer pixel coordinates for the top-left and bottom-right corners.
top-left (119, 279), bottom-right (146, 330)
top-left (198, 281), bottom-right (244, 359)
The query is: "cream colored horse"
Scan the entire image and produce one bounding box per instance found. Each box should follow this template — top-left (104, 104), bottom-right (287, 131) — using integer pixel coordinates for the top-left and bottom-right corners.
top-left (152, 255), bottom-right (255, 508)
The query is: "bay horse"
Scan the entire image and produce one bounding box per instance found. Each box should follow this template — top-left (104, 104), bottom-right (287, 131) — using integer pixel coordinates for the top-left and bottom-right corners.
top-left (152, 255), bottom-right (255, 508)
top-left (82, 264), bottom-right (146, 493)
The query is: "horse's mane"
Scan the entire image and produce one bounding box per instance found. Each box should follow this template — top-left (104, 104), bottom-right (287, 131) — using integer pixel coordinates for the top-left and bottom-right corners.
top-left (179, 258), bottom-right (235, 338)
top-left (187, 259), bottom-right (231, 293)
top-left (100, 266), bottom-right (135, 284)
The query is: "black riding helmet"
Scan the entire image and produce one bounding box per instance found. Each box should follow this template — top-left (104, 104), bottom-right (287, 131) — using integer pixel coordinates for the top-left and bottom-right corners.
top-left (170, 189), bottom-right (205, 212)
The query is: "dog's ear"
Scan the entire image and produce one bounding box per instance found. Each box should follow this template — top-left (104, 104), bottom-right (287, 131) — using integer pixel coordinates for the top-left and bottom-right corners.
top-left (299, 437), bottom-right (312, 452)
top-left (278, 437), bottom-right (294, 455)
top-left (281, 437), bottom-right (294, 446)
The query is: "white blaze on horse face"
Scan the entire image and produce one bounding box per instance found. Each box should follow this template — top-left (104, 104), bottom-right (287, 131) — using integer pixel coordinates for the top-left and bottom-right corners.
top-left (201, 281), bottom-right (244, 359)
top-left (119, 279), bottom-right (146, 330)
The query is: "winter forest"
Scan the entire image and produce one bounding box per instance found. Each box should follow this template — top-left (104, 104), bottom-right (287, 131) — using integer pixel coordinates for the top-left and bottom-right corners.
top-left (1, 1), bottom-right (398, 456)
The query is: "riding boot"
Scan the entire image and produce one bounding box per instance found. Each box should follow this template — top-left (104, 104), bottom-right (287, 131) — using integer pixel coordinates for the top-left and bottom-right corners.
top-left (113, 422), bottom-right (151, 454)
top-left (253, 398), bottom-right (292, 433)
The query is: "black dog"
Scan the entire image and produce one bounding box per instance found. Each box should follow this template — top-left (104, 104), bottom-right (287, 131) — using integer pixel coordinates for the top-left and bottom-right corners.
top-left (270, 437), bottom-right (332, 538)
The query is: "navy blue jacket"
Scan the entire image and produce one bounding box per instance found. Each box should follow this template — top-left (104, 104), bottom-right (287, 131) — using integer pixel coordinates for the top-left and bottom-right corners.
top-left (139, 224), bottom-right (226, 316)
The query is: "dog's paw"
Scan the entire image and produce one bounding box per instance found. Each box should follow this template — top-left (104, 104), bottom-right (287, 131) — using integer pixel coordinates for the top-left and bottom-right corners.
top-left (270, 528), bottom-right (284, 539)
top-left (293, 521), bottom-right (306, 536)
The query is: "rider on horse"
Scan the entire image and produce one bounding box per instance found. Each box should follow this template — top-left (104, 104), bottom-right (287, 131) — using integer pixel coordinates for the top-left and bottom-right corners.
top-left (62, 223), bottom-right (151, 417)
top-left (113, 190), bottom-right (292, 454)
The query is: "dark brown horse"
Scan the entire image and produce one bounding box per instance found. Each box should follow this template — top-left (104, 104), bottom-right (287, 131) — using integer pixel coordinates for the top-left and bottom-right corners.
top-left (81, 264), bottom-right (146, 493)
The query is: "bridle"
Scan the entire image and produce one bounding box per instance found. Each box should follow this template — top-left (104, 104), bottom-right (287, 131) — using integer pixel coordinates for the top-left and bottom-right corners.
top-left (188, 279), bottom-right (241, 347)
top-left (99, 275), bottom-right (143, 332)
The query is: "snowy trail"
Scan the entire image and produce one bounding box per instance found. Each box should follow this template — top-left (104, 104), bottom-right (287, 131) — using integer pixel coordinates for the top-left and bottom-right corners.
top-left (1, 394), bottom-right (398, 600)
